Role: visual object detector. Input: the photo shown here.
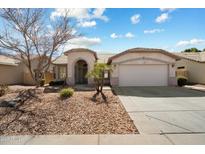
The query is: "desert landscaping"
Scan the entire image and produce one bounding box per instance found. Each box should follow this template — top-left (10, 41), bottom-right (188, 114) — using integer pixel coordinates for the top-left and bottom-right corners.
top-left (0, 86), bottom-right (138, 135)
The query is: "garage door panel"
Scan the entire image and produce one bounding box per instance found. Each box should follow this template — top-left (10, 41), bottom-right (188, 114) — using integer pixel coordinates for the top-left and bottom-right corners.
top-left (119, 64), bottom-right (168, 86)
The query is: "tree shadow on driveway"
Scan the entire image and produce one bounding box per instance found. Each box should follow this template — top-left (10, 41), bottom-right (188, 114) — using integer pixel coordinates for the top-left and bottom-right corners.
top-left (113, 86), bottom-right (205, 97)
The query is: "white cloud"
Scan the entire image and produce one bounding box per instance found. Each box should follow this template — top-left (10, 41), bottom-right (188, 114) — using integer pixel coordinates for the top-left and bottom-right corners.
top-left (50, 8), bottom-right (89, 20)
top-left (125, 32), bottom-right (135, 38)
top-left (160, 8), bottom-right (176, 12)
top-left (110, 32), bottom-right (135, 39)
top-left (78, 20), bottom-right (96, 28)
top-left (155, 13), bottom-right (169, 23)
top-left (131, 14), bottom-right (140, 24)
top-left (92, 8), bottom-right (109, 22)
top-left (50, 8), bottom-right (108, 22)
top-left (65, 37), bottom-right (101, 49)
top-left (71, 28), bottom-right (77, 35)
top-left (51, 8), bottom-right (108, 29)
top-left (144, 29), bottom-right (164, 34)
top-left (110, 33), bottom-right (120, 39)
top-left (176, 38), bottom-right (205, 47)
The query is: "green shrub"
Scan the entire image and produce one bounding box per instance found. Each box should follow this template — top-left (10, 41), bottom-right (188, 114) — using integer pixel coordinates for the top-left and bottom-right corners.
top-left (60, 88), bottom-right (74, 98)
top-left (0, 84), bottom-right (8, 97)
top-left (177, 76), bottom-right (187, 87)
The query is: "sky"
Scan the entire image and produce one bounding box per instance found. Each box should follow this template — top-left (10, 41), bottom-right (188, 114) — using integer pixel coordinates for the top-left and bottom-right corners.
top-left (4, 8), bottom-right (205, 54)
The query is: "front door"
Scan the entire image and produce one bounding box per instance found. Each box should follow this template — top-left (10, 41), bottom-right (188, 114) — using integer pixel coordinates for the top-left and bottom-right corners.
top-left (75, 60), bottom-right (88, 84)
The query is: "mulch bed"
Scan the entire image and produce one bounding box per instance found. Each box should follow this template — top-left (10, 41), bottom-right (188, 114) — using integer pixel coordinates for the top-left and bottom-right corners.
top-left (0, 88), bottom-right (138, 135)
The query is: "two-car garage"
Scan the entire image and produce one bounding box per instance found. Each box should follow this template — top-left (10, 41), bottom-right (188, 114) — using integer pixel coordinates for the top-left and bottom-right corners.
top-left (119, 64), bottom-right (168, 86)
top-left (108, 48), bottom-right (179, 87)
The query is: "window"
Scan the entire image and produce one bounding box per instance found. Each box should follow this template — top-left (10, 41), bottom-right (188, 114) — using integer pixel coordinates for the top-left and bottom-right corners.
top-left (177, 66), bottom-right (185, 69)
top-left (58, 66), bottom-right (66, 79)
top-left (104, 71), bottom-right (109, 79)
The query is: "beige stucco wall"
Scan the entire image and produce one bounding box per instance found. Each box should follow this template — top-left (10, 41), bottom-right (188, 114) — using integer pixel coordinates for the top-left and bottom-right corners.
top-left (0, 56), bottom-right (60, 86)
top-left (22, 59), bottom-right (40, 85)
top-left (176, 59), bottom-right (205, 84)
top-left (0, 64), bottom-right (23, 85)
top-left (0, 59), bottom-right (40, 85)
top-left (66, 51), bottom-right (96, 85)
top-left (23, 72), bottom-right (36, 85)
top-left (110, 52), bottom-right (177, 86)
top-left (22, 58), bottom-right (54, 85)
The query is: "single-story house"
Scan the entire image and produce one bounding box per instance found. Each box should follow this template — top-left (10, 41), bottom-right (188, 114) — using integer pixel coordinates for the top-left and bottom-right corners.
top-left (0, 47), bottom-right (180, 86)
top-left (175, 52), bottom-right (205, 84)
top-left (52, 48), bottom-right (179, 87)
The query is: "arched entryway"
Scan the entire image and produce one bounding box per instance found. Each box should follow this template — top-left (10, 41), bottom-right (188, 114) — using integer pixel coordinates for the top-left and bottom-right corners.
top-left (75, 60), bottom-right (88, 84)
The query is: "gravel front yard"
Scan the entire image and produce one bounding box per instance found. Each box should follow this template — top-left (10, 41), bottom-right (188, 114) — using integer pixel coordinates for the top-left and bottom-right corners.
top-left (0, 87), bottom-right (138, 135)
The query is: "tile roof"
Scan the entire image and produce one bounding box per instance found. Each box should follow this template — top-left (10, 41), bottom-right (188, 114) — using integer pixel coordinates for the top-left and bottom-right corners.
top-left (53, 53), bottom-right (115, 64)
top-left (0, 55), bottom-right (20, 66)
top-left (52, 55), bottom-right (67, 64)
top-left (174, 52), bottom-right (205, 63)
top-left (64, 48), bottom-right (97, 60)
top-left (97, 53), bottom-right (115, 63)
top-left (108, 48), bottom-right (180, 63)
top-left (53, 48), bottom-right (182, 65)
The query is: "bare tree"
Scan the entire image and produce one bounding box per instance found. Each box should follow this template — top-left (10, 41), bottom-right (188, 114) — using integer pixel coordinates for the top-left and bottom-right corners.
top-left (0, 8), bottom-right (77, 86)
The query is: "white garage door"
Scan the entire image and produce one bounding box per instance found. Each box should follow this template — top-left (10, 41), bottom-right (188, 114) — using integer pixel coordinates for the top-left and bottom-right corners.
top-left (119, 64), bottom-right (168, 86)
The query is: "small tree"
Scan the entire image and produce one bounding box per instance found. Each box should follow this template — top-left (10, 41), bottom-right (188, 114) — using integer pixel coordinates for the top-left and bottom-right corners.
top-left (203, 48), bottom-right (205, 52)
top-left (183, 48), bottom-right (201, 52)
top-left (86, 63), bottom-right (112, 102)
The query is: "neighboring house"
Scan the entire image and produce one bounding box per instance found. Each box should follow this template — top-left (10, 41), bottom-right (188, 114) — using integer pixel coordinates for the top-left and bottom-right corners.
top-left (0, 55), bottom-right (54, 85)
top-left (0, 47), bottom-right (179, 86)
top-left (0, 55), bottom-right (23, 85)
top-left (22, 56), bottom-right (54, 85)
top-left (175, 52), bottom-right (205, 84)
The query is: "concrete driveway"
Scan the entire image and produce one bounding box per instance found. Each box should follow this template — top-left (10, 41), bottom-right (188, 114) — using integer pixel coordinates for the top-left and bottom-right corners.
top-left (114, 86), bottom-right (205, 144)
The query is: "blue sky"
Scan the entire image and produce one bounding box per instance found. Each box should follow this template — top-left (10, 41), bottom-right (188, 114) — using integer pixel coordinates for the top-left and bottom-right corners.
top-left (84, 8), bottom-right (204, 53)
top-left (10, 8), bottom-right (205, 53)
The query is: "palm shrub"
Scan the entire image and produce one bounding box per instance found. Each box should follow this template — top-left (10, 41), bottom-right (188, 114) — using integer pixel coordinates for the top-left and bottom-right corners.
top-left (60, 88), bottom-right (74, 99)
top-left (86, 63), bottom-right (112, 102)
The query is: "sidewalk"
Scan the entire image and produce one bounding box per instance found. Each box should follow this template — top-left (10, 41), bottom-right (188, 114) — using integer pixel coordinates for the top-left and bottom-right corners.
top-left (0, 134), bottom-right (172, 145)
